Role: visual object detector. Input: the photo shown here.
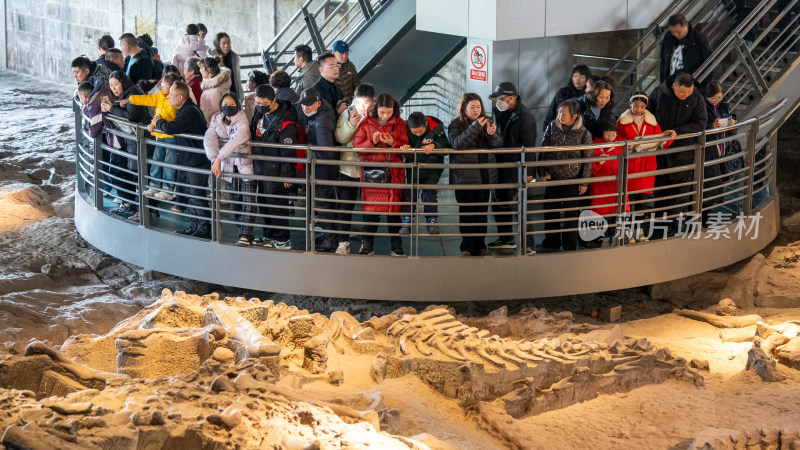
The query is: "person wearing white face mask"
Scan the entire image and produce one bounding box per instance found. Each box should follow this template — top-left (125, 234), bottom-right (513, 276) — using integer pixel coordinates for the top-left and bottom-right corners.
top-left (488, 82), bottom-right (538, 253)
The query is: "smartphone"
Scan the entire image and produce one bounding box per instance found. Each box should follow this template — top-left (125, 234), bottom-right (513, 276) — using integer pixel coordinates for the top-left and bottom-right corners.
top-left (379, 131), bottom-right (391, 138)
top-left (718, 117), bottom-right (730, 127)
top-left (101, 95), bottom-right (110, 104)
top-left (348, 105), bottom-right (357, 116)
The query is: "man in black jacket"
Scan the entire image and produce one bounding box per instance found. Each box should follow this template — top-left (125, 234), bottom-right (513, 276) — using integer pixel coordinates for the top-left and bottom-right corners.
top-left (488, 82), bottom-right (538, 250)
top-left (251, 85), bottom-right (299, 249)
top-left (119, 33), bottom-right (154, 84)
top-left (297, 88), bottom-right (339, 252)
top-left (648, 72), bottom-right (707, 236)
top-left (313, 53), bottom-right (346, 117)
top-left (659, 14), bottom-right (712, 83)
top-left (154, 81), bottom-right (210, 238)
top-left (543, 65), bottom-right (591, 131)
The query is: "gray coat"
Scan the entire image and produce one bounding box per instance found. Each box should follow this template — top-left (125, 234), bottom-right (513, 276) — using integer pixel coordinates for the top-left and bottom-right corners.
top-left (295, 60), bottom-right (320, 96)
top-left (539, 115), bottom-right (593, 187)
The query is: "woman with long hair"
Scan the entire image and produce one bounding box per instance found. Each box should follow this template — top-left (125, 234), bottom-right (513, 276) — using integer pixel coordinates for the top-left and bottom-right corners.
top-left (353, 93), bottom-right (409, 256)
top-left (210, 32), bottom-right (241, 102)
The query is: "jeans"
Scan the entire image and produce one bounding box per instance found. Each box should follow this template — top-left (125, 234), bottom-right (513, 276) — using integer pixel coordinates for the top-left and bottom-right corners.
top-left (150, 137), bottom-right (176, 190)
top-left (227, 179), bottom-right (256, 240)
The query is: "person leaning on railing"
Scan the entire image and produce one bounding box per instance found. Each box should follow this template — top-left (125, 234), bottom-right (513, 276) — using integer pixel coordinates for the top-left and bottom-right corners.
top-left (101, 71), bottom-right (151, 219)
top-left (354, 93), bottom-right (409, 256)
top-left (447, 93), bottom-right (504, 257)
top-left (588, 119), bottom-right (627, 248)
top-left (250, 85), bottom-right (301, 250)
top-left (334, 83), bottom-right (375, 255)
top-left (153, 81), bottom-right (211, 239)
top-left (205, 92), bottom-right (254, 247)
top-left (537, 99), bottom-right (593, 253)
top-left (702, 80), bottom-right (740, 225)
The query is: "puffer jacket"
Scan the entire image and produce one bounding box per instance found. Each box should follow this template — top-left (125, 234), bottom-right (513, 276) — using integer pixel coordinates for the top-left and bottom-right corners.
top-left (334, 106), bottom-right (365, 178)
top-left (172, 35), bottom-right (209, 76)
top-left (298, 100), bottom-right (337, 180)
top-left (335, 60), bottom-right (360, 100)
top-left (576, 94), bottom-right (617, 139)
top-left (354, 116), bottom-right (409, 213)
top-left (129, 90), bottom-right (177, 139)
top-left (648, 73), bottom-right (708, 171)
top-left (251, 100), bottom-right (300, 193)
top-left (199, 67), bottom-right (232, 125)
top-left (539, 115), bottom-right (593, 186)
top-left (123, 47), bottom-right (155, 84)
top-left (211, 50), bottom-right (241, 101)
top-left (544, 82), bottom-right (584, 131)
top-left (447, 117), bottom-right (503, 185)
top-left (617, 109), bottom-right (667, 193)
top-left (404, 116), bottom-right (448, 183)
top-left (83, 84), bottom-right (113, 138)
top-left (204, 110), bottom-right (253, 183)
top-left (494, 99), bottom-right (538, 181)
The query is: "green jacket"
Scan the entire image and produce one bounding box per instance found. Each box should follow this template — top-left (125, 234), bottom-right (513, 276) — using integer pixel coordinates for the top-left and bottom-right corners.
top-left (404, 116), bottom-right (448, 182)
top-left (335, 60), bottom-right (360, 100)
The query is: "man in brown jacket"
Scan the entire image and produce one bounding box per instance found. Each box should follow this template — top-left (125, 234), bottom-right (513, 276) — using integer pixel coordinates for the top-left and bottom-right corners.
top-left (332, 40), bottom-right (360, 101)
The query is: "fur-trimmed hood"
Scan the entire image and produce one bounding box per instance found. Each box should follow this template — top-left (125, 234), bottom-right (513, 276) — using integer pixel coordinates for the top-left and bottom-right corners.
top-left (201, 67), bottom-right (232, 91)
top-left (554, 114), bottom-right (584, 132)
top-left (618, 108), bottom-right (658, 127)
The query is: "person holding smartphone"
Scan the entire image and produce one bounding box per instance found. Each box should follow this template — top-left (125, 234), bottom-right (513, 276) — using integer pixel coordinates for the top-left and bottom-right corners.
top-left (447, 93), bottom-right (504, 257)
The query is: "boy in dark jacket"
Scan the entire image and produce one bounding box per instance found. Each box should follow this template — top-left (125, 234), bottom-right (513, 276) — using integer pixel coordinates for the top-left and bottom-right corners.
top-left (250, 85), bottom-right (300, 249)
top-left (399, 112), bottom-right (448, 234)
top-left (154, 81), bottom-right (210, 238)
top-left (544, 65), bottom-right (592, 131)
top-left (538, 100), bottom-right (593, 252)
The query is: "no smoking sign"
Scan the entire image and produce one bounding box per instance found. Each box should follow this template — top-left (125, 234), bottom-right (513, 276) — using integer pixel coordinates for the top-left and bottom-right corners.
top-left (469, 44), bottom-right (488, 82)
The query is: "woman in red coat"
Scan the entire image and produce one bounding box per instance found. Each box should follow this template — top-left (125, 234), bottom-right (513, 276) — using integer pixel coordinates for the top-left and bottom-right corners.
top-left (617, 91), bottom-right (673, 242)
top-left (354, 93), bottom-right (409, 256)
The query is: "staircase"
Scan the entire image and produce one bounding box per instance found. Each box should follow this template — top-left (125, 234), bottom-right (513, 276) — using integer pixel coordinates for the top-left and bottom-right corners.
top-left (238, 0), bottom-right (465, 103)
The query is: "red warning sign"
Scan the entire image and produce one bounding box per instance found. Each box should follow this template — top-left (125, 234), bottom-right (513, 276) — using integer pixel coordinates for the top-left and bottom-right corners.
top-left (469, 45), bottom-right (488, 82)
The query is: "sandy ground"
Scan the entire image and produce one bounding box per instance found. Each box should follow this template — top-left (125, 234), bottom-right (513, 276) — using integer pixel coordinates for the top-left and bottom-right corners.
top-left (1, 69), bottom-right (800, 449)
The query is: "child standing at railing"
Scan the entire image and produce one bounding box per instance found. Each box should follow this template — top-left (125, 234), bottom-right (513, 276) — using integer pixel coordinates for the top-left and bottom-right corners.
top-left (588, 119), bottom-right (628, 247)
top-left (119, 73), bottom-right (179, 203)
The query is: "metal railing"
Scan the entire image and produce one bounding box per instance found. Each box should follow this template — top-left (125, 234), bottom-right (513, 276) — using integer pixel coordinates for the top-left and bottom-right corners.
top-left (73, 98), bottom-right (783, 258)
top-left (237, 0), bottom-right (390, 93)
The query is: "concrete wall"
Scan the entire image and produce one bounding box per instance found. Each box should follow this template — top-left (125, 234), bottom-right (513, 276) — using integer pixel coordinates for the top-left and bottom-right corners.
top-left (3, 0), bottom-right (308, 84)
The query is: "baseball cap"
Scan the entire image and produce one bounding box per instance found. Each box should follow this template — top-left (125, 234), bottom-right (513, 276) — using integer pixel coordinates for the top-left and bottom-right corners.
top-left (488, 81), bottom-right (519, 99)
top-left (297, 87), bottom-right (321, 106)
top-left (332, 40), bottom-right (350, 53)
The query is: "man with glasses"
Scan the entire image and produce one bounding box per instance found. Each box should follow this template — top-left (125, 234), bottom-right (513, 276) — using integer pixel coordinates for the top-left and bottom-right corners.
top-left (313, 53), bottom-right (346, 117)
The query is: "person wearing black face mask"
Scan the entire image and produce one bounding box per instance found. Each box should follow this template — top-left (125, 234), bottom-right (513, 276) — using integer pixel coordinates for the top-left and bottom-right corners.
top-left (488, 82), bottom-right (538, 253)
top-left (249, 85), bottom-right (301, 249)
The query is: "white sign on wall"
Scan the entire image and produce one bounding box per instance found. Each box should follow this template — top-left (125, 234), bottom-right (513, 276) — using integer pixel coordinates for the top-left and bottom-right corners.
top-left (469, 44), bottom-right (488, 82)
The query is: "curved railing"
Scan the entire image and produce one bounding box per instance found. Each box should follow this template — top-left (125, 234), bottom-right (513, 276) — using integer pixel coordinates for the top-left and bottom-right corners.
top-left (72, 100), bottom-right (782, 300)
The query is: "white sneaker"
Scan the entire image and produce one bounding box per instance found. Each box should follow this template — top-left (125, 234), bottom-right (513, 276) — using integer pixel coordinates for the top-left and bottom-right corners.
top-left (143, 188), bottom-right (157, 197)
top-left (154, 191), bottom-right (175, 201)
top-left (336, 241), bottom-right (350, 255)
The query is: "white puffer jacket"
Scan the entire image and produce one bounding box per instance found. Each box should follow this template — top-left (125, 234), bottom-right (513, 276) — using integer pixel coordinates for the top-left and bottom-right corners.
top-left (199, 67), bottom-right (232, 125)
top-left (204, 110), bottom-right (253, 182)
top-left (172, 35), bottom-right (209, 76)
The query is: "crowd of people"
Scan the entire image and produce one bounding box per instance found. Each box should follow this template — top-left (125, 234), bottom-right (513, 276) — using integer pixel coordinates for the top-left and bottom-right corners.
top-left (75, 14), bottom-right (743, 257)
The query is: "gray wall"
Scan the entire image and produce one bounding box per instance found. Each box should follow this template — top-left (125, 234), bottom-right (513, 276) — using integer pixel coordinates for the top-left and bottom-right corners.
top-left (3, 0), bottom-right (305, 84)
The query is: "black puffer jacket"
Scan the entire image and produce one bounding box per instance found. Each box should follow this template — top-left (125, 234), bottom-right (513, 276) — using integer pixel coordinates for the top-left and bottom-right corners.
top-left (447, 117), bottom-right (503, 185)
top-left (299, 100), bottom-right (337, 180)
top-left (155, 101), bottom-right (209, 168)
top-left (544, 83), bottom-right (584, 131)
top-left (659, 24), bottom-right (711, 82)
top-left (494, 99), bottom-right (538, 180)
top-left (539, 115), bottom-right (593, 186)
top-left (404, 116), bottom-right (448, 183)
top-left (109, 85), bottom-right (151, 125)
top-left (575, 94), bottom-right (617, 139)
top-left (648, 74), bottom-right (708, 168)
top-left (251, 100), bottom-right (300, 192)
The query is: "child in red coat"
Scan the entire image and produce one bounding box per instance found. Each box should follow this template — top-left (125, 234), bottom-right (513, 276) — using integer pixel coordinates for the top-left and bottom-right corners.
top-left (590, 120), bottom-right (629, 245)
top-left (353, 93), bottom-right (409, 256)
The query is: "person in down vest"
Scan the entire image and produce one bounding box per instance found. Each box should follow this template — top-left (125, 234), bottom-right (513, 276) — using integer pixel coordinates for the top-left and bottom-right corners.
top-left (447, 92), bottom-right (504, 257)
top-left (205, 92), bottom-right (254, 246)
top-left (538, 99), bottom-right (593, 252)
top-left (353, 93), bottom-right (409, 256)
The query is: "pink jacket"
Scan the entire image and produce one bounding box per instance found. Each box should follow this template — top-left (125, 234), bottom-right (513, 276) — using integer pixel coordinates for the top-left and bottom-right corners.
top-left (204, 110), bottom-right (253, 182)
top-left (172, 35), bottom-right (208, 76)
top-left (199, 68), bottom-right (232, 125)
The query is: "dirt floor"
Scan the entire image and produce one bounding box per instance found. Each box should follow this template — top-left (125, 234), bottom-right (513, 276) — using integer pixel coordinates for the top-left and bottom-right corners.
top-left (1, 69), bottom-right (799, 449)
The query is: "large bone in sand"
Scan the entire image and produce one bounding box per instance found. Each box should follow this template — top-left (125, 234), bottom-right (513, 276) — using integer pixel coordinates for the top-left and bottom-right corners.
top-left (205, 302), bottom-right (281, 357)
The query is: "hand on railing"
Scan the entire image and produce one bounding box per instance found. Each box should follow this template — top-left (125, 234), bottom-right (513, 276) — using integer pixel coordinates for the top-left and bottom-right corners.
top-left (211, 159), bottom-right (222, 177)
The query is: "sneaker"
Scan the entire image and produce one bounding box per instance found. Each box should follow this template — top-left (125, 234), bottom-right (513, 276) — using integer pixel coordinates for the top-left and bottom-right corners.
top-left (154, 191), bottom-right (175, 201)
top-left (315, 240), bottom-right (335, 253)
top-left (391, 246), bottom-right (405, 257)
top-left (143, 188), bottom-right (157, 197)
top-left (336, 241), bottom-right (350, 255)
top-left (171, 205), bottom-right (185, 213)
top-left (526, 246), bottom-right (537, 256)
top-left (638, 236), bottom-right (649, 243)
top-left (358, 243), bottom-right (375, 255)
top-left (110, 204), bottom-right (135, 216)
top-left (399, 216), bottom-right (411, 235)
top-left (176, 228), bottom-right (195, 235)
top-left (426, 217), bottom-right (440, 235)
top-left (236, 236), bottom-right (252, 247)
top-left (127, 211), bottom-right (141, 221)
top-left (264, 239), bottom-right (292, 250)
top-left (113, 197), bottom-right (123, 204)
top-left (257, 236), bottom-right (273, 247)
top-left (488, 239), bottom-right (517, 249)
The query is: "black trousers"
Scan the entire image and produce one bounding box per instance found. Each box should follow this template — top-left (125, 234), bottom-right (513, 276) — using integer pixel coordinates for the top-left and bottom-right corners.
top-left (182, 169), bottom-right (211, 235)
top-left (541, 184), bottom-right (581, 251)
top-left (492, 188), bottom-right (516, 243)
top-left (455, 188), bottom-right (489, 255)
top-left (654, 170), bottom-right (694, 236)
top-left (315, 182), bottom-right (338, 245)
top-left (629, 192), bottom-right (655, 236)
top-left (256, 181), bottom-right (291, 242)
top-left (362, 214), bottom-right (402, 248)
top-left (336, 173), bottom-right (360, 243)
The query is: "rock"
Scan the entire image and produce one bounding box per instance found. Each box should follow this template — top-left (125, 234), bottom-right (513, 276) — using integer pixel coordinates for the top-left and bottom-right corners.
top-left (488, 306), bottom-right (507, 318)
top-left (129, 411), bottom-right (152, 426)
top-left (206, 410), bottom-right (241, 430)
top-left (336, 390), bottom-right (385, 412)
top-left (601, 306), bottom-right (622, 322)
top-left (51, 193), bottom-right (75, 217)
top-left (29, 168), bottom-right (51, 180)
top-left (746, 347), bottom-right (785, 382)
top-left (777, 338), bottom-right (800, 370)
top-left (210, 375), bottom-right (234, 393)
top-left (302, 334), bottom-right (329, 374)
top-left (716, 298), bottom-right (737, 316)
top-left (233, 373), bottom-right (262, 392)
top-left (150, 410), bottom-right (165, 426)
top-left (288, 315), bottom-right (321, 346)
top-left (115, 328), bottom-right (215, 378)
top-left (689, 359), bottom-right (710, 371)
top-left (328, 370), bottom-right (344, 386)
top-left (211, 347), bottom-right (235, 363)
top-left (45, 401), bottom-right (93, 416)
top-left (379, 408), bottom-right (401, 434)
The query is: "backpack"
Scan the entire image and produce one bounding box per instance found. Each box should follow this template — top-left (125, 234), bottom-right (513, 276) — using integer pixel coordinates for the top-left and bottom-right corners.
top-left (282, 121), bottom-right (308, 173)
